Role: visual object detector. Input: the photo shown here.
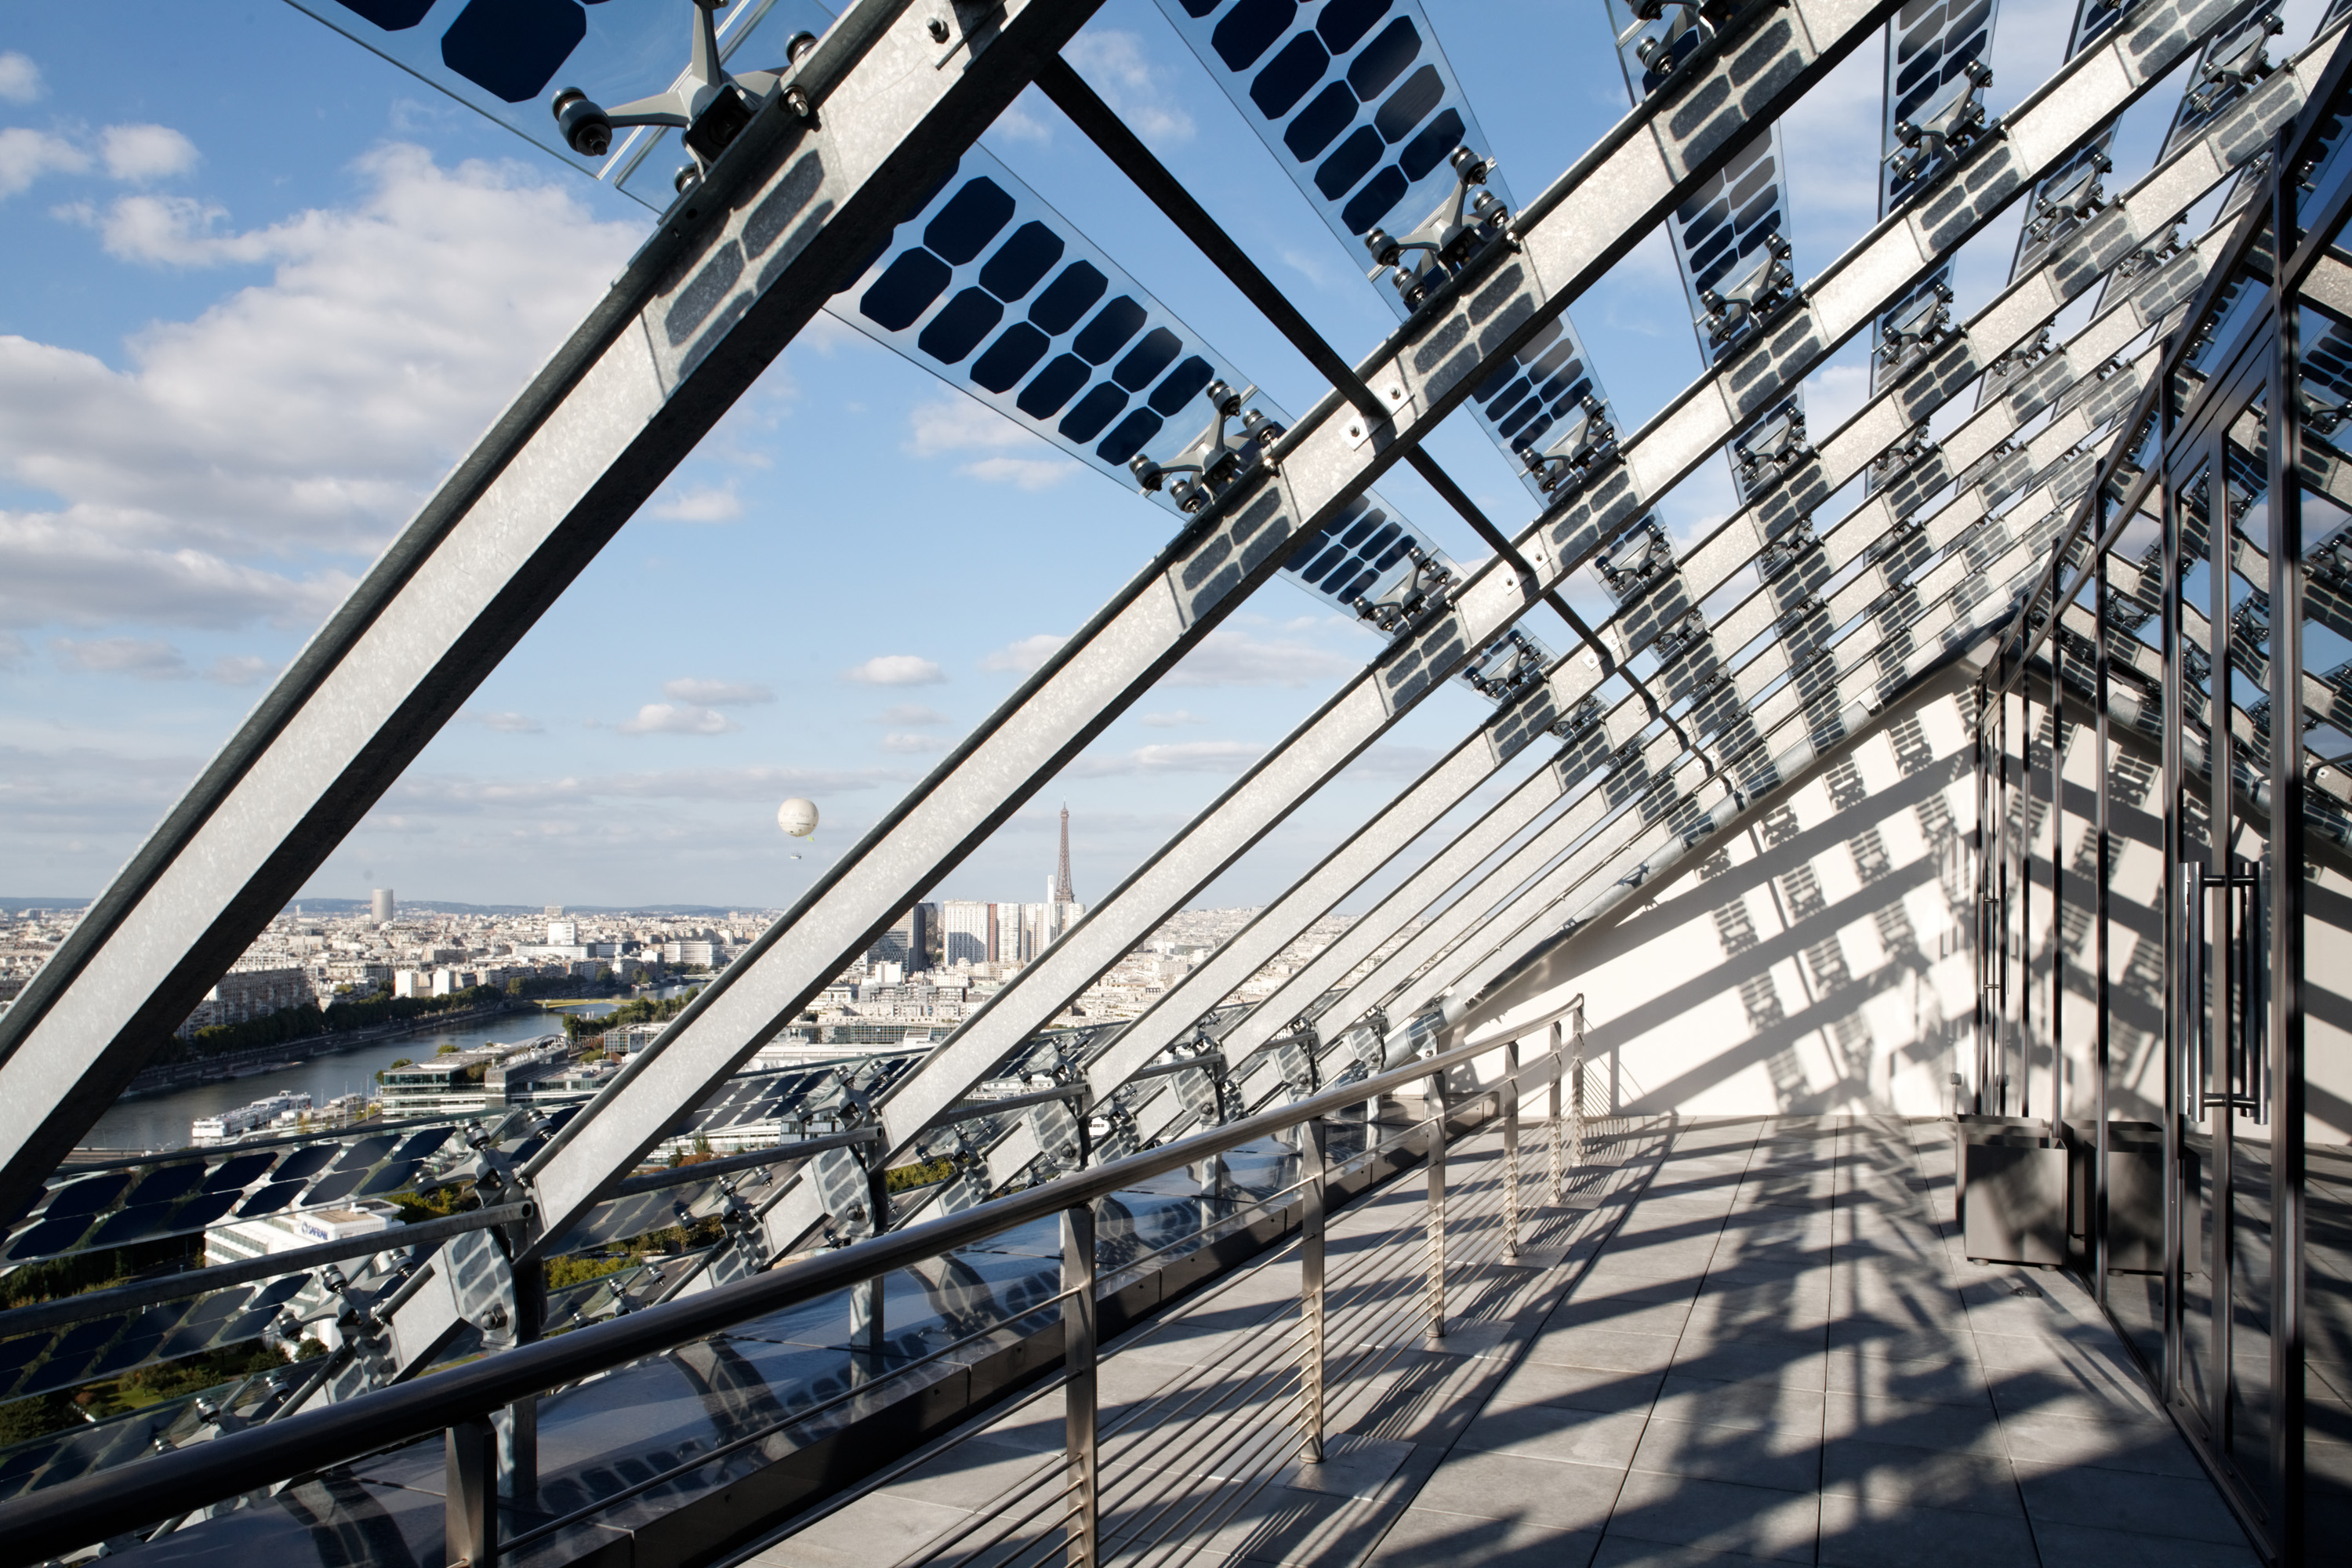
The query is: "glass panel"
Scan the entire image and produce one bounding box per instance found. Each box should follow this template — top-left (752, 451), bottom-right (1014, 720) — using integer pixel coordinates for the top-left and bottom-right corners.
top-left (2223, 391), bottom-right (2277, 1501)
top-left (2176, 453), bottom-right (2221, 1428)
top-left (2103, 490), bottom-right (2169, 1370)
top-left (2295, 296), bottom-right (2352, 1544)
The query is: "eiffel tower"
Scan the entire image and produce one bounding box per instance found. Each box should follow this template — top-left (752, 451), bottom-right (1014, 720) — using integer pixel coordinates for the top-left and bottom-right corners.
top-left (1053, 804), bottom-right (1076, 903)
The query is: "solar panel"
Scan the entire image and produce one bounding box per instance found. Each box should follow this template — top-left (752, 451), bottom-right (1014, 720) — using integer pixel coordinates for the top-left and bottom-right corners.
top-left (1869, 0), bottom-right (1998, 409)
top-left (4, 1120), bottom-right (483, 1266)
top-left (0, 1274), bottom-right (312, 1407)
top-left (283, 0), bottom-right (835, 194)
top-left (1155, 0), bottom-right (1628, 500)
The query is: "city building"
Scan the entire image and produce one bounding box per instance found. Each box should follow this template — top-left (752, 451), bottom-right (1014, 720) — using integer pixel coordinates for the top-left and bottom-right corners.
top-left (173, 963), bottom-right (313, 1039)
top-left (866, 904), bottom-right (933, 967)
top-left (369, 888), bottom-right (394, 924)
top-left (939, 899), bottom-right (995, 965)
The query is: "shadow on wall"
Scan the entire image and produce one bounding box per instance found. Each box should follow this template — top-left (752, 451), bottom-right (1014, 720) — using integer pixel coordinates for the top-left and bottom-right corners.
top-left (1464, 668), bottom-right (1988, 1121)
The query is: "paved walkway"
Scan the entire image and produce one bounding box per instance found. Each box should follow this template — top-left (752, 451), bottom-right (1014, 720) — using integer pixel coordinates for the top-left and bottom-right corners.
top-left (751, 1116), bottom-right (2252, 1568)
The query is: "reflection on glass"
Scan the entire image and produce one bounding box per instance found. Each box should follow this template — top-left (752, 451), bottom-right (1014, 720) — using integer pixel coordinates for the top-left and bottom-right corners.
top-left (2297, 291), bottom-right (2352, 1537)
top-left (2223, 395), bottom-right (2274, 1501)
top-left (2176, 456), bottom-right (2221, 1429)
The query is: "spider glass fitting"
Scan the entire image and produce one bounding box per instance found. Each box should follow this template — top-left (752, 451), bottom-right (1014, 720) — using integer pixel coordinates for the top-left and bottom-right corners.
top-left (1877, 282), bottom-right (1956, 369)
top-left (2187, 12), bottom-right (2285, 115)
top-left (1361, 147), bottom-right (1511, 310)
top-left (1886, 60), bottom-right (1995, 199)
top-left (2025, 148), bottom-right (2114, 245)
top-left (1732, 405), bottom-right (1810, 488)
top-left (1352, 548), bottom-right (1456, 636)
top-left (1129, 381), bottom-right (1284, 514)
top-left (1521, 395), bottom-right (1620, 497)
top-left (1463, 629), bottom-right (1547, 701)
top-left (550, 0), bottom-right (817, 196)
top-left (1699, 232), bottom-right (1798, 351)
top-left (1616, 0), bottom-right (1778, 90)
top-left (1594, 520), bottom-right (1673, 600)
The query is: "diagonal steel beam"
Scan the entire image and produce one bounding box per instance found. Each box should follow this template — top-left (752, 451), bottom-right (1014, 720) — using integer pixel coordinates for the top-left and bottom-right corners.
top-left (0, 0), bottom-right (1117, 1221)
top-left (516, 0), bottom-right (1917, 1261)
top-left (713, 0), bottom-right (2247, 1276)
top-left (1080, 164), bottom-right (2225, 1101)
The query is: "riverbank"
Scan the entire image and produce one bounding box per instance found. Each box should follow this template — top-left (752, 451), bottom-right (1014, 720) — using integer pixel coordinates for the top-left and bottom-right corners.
top-left (118, 1001), bottom-right (528, 1098)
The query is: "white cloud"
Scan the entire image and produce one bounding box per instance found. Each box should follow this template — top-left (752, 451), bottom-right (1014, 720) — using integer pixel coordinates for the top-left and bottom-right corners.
top-left (1165, 628), bottom-right (1359, 688)
top-left (662, 677), bottom-right (772, 706)
top-left (983, 633), bottom-right (1065, 675)
top-left (906, 397), bottom-right (1078, 489)
top-left (45, 638), bottom-right (276, 685)
top-left (615, 702), bottom-right (736, 736)
top-left (878, 704), bottom-right (951, 725)
top-left (100, 124), bottom-right (199, 183)
top-left (960, 455), bottom-right (1078, 490)
top-left (652, 481), bottom-right (743, 523)
top-left (1073, 740), bottom-right (1265, 776)
top-left (0, 128), bottom-right (87, 198)
top-left (991, 86), bottom-right (1056, 144)
top-left (0, 143), bottom-right (640, 629)
top-left (0, 53), bottom-right (42, 104)
top-left (0, 631), bottom-right (27, 670)
top-left (1066, 30), bottom-right (1196, 147)
top-left (845, 654), bottom-right (946, 687)
top-left (0, 513), bottom-right (354, 630)
top-left (52, 635), bottom-right (187, 678)
top-left (906, 397), bottom-right (1027, 456)
top-left (880, 731), bottom-right (948, 753)
top-left (465, 709), bottom-right (544, 734)
top-left (1142, 710), bottom-right (1203, 728)
top-left (79, 193), bottom-right (264, 265)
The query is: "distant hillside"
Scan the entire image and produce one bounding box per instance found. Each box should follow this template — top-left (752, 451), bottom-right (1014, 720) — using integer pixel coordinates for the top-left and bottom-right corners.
top-left (0, 898), bottom-right (91, 913)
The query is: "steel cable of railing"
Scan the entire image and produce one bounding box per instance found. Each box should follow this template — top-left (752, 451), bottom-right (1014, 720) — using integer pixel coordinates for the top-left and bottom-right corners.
top-left (909, 1122), bottom-right (1568, 1568)
top-left (893, 1011), bottom-right (1595, 1568)
top-left (0, 1004), bottom-right (1592, 1566)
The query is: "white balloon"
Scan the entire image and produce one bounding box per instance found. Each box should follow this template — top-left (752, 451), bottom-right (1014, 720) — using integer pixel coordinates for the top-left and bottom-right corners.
top-left (776, 797), bottom-right (819, 838)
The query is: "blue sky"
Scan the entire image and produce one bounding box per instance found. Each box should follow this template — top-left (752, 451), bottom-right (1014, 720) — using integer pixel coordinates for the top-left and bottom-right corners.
top-left (0, 0), bottom-right (2271, 911)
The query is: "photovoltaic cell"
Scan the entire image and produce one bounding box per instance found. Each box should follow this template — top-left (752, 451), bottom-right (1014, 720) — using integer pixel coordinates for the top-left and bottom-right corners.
top-left (831, 144), bottom-right (1442, 618)
top-left (283, 0), bottom-right (837, 193)
top-left (2, 1119), bottom-right (477, 1265)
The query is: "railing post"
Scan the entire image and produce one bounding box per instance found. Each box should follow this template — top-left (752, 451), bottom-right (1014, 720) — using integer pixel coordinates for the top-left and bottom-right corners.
top-left (445, 1417), bottom-right (495, 1568)
top-left (1570, 1022), bottom-right (1586, 1171)
top-left (1502, 1036), bottom-right (1521, 1263)
top-left (1548, 1020), bottom-right (1565, 1203)
top-left (1062, 1202), bottom-right (1098, 1568)
top-left (1298, 1116), bottom-right (1327, 1465)
top-left (852, 1147), bottom-right (889, 1380)
top-left (1425, 1068), bottom-right (1447, 1344)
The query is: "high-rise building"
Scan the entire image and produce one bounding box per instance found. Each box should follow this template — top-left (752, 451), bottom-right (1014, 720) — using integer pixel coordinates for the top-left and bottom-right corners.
top-left (370, 888), bottom-right (394, 924)
top-left (940, 900), bottom-right (995, 965)
top-left (548, 919), bottom-right (578, 946)
top-left (869, 903), bottom-right (935, 968)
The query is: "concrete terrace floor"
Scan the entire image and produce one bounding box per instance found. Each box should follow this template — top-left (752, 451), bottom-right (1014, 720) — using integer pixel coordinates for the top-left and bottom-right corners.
top-left (753, 1114), bottom-right (2253, 1568)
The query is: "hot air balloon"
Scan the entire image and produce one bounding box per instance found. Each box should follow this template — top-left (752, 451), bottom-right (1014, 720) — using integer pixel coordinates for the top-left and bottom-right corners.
top-left (776, 797), bottom-right (818, 839)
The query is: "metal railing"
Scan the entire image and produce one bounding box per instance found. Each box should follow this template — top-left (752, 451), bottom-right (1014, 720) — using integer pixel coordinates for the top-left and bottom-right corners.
top-left (0, 994), bottom-right (1588, 1568)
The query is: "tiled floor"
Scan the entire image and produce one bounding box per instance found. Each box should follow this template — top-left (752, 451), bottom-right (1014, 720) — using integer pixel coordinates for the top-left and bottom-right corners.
top-left (750, 1115), bottom-right (2256, 1568)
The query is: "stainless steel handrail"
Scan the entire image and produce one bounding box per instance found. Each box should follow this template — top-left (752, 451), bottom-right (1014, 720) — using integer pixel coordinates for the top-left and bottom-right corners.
top-left (0, 1007), bottom-right (1582, 1566)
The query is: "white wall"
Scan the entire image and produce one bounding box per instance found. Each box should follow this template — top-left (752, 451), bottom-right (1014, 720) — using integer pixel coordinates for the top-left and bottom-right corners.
top-left (1456, 670), bottom-right (1981, 1118)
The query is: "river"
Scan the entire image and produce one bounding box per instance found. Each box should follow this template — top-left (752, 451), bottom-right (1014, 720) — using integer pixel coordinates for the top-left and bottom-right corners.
top-left (81, 993), bottom-right (670, 1154)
